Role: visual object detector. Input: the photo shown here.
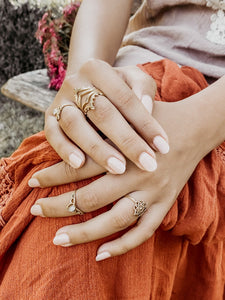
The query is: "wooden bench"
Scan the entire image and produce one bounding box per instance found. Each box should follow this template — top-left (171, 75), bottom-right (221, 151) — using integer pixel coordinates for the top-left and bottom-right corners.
top-left (1, 69), bottom-right (56, 112)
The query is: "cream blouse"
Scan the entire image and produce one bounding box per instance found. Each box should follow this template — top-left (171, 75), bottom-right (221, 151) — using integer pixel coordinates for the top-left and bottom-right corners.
top-left (115, 0), bottom-right (225, 80)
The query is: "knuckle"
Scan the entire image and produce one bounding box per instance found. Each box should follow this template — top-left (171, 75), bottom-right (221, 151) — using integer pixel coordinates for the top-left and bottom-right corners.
top-left (64, 163), bottom-right (79, 180)
top-left (74, 228), bottom-right (91, 244)
top-left (80, 58), bottom-right (103, 74)
top-left (60, 108), bottom-right (80, 131)
top-left (120, 133), bottom-right (138, 150)
top-left (92, 100), bottom-right (113, 122)
top-left (117, 89), bottom-right (134, 108)
top-left (77, 189), bottom-right (99, 212)
top-left (118, 241), bottom-right (131, 255)
top-left (88, 141), bottom-right (101, 156)
top-left (141, 118), bottom-right (154, 133)
top-left (111, 213), bottom-right (131, 231)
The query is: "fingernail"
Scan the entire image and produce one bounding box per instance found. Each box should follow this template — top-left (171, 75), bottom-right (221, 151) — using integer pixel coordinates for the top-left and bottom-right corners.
top-left (139, 152), bottom-right (157, 172)
top-left (28, 178), bottom-right (40, 187)
top-left (53, 233), bottom-right (71, 246)
top-left (107, 157), bottom-right (126, 174)
top-left (30, 204), bottom-right (44, 217)
top-left (153, 136), bottom-right (170, 154)
top-left (69, 153), bottom-right (83, 168)
top-left (96, 251), bottom-right (111, 262)
top-left (141, 95), bottom-right (153, 113)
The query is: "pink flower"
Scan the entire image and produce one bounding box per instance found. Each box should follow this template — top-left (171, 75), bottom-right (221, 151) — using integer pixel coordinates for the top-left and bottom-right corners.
top-left (36, 2), bottom-right (81, 90)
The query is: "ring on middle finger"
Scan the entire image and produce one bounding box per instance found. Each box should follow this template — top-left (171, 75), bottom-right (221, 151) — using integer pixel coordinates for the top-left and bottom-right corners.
top-left (73, 87), bottom-right (104, 115)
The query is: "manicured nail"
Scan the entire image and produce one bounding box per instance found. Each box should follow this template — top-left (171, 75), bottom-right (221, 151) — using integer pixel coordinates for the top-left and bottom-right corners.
top-left (96, 251), bottom-right (111, 262)
top-left (139, 152), bottom-right (157, 172)
top-left (30, 204), bottom-right (44, 217)
top-left (107, 157), bottom-right (126, 174)
top-left (141, 95), bottom-right (153, 113)
top-left (53, 233), bottom-right (71, 246)
top-left (69, 153), bottom-right (83, 168)
top-left (28, 178), bottom-right (40, 187)
top-left (153, 136), bottom-right (170, 154)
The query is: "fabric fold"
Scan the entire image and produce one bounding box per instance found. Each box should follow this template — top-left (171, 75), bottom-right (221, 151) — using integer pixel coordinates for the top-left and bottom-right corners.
top-left (0, 59), bottom-right (224, 299)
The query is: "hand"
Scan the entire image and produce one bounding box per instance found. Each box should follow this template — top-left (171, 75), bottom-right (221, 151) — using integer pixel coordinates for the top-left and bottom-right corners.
top-left (30, 99), bottom-right (208, 260)
top-left (45, 60), bottom-right (169, 174)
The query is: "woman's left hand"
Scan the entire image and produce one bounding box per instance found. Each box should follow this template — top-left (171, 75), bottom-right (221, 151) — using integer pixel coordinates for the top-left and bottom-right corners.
top-left (29, 97), bottom-right (211, 261)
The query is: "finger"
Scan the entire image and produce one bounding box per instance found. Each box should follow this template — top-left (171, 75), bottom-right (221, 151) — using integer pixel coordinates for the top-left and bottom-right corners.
top-left (81, 60), bottom-right (170, 154)
top-left (52, 195), bottom-right (143, 247)
top-left (117, 66), bottom-right (156, 113)
top-left (96, 199), bottom-right (170, 260)
top-left (28, 156), bottom-right (105, 188)
top-left (30, 167), bottom-right (140, 217)
top-left (56, 104), bottom-right (128, 174)
top-left (45, 108), bottom-right (85, 169)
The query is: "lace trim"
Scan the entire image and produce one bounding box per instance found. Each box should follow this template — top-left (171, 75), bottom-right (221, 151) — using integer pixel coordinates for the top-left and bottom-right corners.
top-left (206, 0), bottom-right (225, 45)
top-left (0, 159), bottom-right (14, 229)
top-left (216, 146), bottom-right (225, 164)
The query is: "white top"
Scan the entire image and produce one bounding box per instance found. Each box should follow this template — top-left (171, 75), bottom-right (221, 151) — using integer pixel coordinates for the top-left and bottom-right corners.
top-left (115, 0), bottom-right (225, 80)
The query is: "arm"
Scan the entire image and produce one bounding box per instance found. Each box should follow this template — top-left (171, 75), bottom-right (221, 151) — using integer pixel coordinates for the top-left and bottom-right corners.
top-left (66, 0), bottom-right (133, 74)
top-left (45, 0), bottom-right (169, 174)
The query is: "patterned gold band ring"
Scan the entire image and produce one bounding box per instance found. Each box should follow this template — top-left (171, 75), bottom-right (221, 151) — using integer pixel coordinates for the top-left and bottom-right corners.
top-left (73, 87), bottom-right (104, 115)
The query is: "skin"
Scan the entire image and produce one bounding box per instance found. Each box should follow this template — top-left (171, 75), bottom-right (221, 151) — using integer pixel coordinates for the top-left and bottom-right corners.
top-left (28, 0), bottom-right (225, 260)
top-left (44, 0), bottom-right (170, 174)
top-left (30, 75), bottom-right (225, 260)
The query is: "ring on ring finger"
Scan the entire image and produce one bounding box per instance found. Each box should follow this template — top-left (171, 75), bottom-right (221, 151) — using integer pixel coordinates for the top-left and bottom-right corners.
top-left (126, 195), bottom-right (147, 218)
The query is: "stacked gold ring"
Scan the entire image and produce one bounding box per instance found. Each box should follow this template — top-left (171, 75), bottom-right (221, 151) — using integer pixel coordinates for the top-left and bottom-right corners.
top-left (73, 87), bottom-right (104, 115)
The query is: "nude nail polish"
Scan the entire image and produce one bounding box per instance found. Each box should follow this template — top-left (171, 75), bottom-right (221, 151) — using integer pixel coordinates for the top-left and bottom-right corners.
top-left (107, 157), bottom-right (126, 174)
top-left (53, 233), bottom-right (71, 246)
top-left (30, 204), bottom-right (44, 217)
top-left (69, 153), bottom-right (83, 168)
top-left (139, 152), bottom-right (157, 172)
top-left (28, 178), bottom-right (40, 187)
top-left (153, 136), bottom-right (170, 154)
top-left (96, 251), bottom-right (111, 261)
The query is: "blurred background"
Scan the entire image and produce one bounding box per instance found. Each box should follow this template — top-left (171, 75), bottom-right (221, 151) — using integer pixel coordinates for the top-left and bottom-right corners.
top-left (0, 0), bottom-right (142, 158)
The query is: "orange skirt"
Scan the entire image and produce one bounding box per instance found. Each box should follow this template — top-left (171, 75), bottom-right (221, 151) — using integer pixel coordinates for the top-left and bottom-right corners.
top-left (0, 59), bottom-right (225, 300)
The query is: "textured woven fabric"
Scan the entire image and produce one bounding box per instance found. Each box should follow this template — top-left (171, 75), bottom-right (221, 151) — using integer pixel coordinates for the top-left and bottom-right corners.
top-left (0, 60), bottom-right (225, 299)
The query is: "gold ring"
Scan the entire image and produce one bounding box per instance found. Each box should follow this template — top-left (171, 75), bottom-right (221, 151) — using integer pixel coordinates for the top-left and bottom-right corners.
top-left (126, 195), bottom-right (147, 218)
top-left (73, 87), bottom-right (104, 115)
top-left (53, 104), bottom-right (74, 121)
top-left (67, 190), bottom-right (84, 215)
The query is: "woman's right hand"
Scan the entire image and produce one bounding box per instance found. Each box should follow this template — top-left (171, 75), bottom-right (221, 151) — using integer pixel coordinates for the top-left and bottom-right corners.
top-left (44, 60), bottom-right (170, 175)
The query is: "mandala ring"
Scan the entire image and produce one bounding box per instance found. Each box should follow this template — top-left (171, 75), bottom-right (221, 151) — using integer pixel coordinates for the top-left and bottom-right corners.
top-left (126, 195), bottom-right (147, 218)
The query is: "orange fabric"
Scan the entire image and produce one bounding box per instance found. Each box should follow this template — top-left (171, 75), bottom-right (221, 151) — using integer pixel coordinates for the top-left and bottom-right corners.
top-left (0, 59), bottom-right (225, 299)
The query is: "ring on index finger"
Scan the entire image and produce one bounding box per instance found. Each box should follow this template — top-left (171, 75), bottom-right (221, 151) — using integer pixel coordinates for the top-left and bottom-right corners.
top-left (53, 104), bottom-right (74, 121)
top-left (73, 87), bottom-right (104, 115)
